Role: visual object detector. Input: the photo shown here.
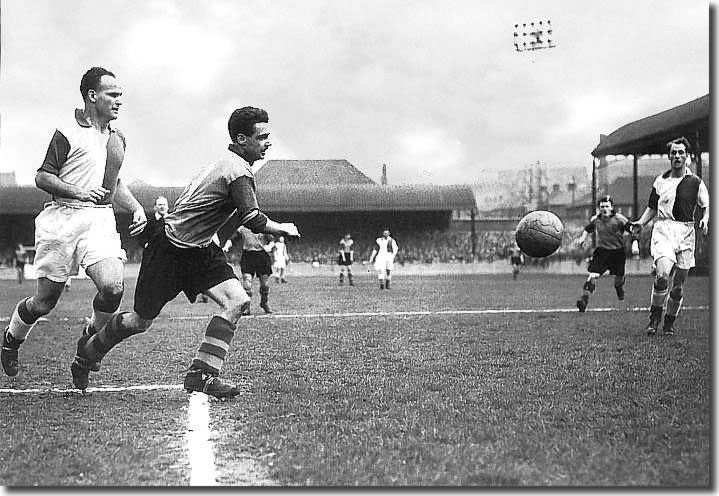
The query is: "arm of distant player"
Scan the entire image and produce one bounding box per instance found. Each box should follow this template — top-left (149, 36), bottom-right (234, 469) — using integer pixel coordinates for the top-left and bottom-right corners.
top-left (697, 180), bottom-right (709, 235)
top-left (631, 206), bottom-right (657, 236)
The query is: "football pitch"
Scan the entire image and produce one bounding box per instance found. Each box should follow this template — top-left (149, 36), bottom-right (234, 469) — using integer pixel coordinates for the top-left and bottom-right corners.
top-left (0, 270), bottom-right (711, 486)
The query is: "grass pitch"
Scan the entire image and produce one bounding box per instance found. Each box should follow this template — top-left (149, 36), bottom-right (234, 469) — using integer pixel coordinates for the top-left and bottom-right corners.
top-left (0, 270), bottom-right (711, 486)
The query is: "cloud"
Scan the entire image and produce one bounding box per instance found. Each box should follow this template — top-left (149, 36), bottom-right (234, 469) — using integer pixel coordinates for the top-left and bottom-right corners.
top-left (389, 128), bottom-right (467, 184)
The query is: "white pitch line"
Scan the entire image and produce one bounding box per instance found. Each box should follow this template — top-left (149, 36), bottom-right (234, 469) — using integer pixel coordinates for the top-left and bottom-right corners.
top-left (0, 306), bottom-right (708, 323)
top-left (187, 392), bottom-right (219, 486)
top-left (0, 384), bottom-right (183, 394)
top-left (159, 305), bottom-right (709, 320)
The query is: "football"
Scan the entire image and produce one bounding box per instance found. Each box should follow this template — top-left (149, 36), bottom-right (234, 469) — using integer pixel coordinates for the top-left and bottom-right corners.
top-left (515, 210), bottom-right (564, 257)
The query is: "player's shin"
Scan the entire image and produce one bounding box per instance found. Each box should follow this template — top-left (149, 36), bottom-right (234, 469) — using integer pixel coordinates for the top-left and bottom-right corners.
top-left (260, 286), bottom-right (271, 313)
top-left (81, 312), bottom-right (146, 364)
top-left (650, 277), bottom-right (669, 308)
top-left (614, 275), bottom-right (626, 300)
top-left (7, 297), bottom-right (40, 342)
top-left (663, 288), bottom-right (683, 334)
top-left (190, 315), bottom-right (236, 376)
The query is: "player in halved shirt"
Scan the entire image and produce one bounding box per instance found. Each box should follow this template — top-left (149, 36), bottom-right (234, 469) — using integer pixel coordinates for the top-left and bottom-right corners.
top-left (575, 196), bottom-right (632, 312)
top-left (1, 67), bottom-right (146, 379)
top-left (70, 106), bottom-right (299, 398)
top-left (369, 229), bottom-right (399, 290)
top-left (631, 137), bottom-right (709, 336)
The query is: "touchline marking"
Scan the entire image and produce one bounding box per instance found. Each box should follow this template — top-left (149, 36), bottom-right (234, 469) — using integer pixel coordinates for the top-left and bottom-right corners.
top-left (187, 392), bottom-right (218, 486)
top-left (160, 305), bottom-right (709, 320)
top-left (0, 384), bottom-right (183, 394)
top-left (1, 306), bottom-right (707, 323)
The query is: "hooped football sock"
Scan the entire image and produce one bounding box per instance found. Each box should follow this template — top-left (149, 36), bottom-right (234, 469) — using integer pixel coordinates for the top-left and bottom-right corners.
top-left (191, 315), bottom-right (236, 376)
top-left (650, 288), bottom-right (669, 308)
top-left (8, 297), bottom-right (39, 341)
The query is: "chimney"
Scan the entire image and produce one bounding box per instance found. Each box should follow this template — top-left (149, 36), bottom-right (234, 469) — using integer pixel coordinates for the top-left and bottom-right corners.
top-left (381, 163), bottom-right (387, 185)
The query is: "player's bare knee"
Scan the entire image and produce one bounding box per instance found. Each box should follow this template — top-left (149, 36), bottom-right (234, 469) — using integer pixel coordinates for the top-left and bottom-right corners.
top-left (98, 281), bottom-right (124, 307)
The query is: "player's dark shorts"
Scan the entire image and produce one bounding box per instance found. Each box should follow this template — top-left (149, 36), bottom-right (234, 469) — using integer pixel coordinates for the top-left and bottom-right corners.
top-left (337, 253), bottom-right (353, 266)
top-left (510, 256), bottom-right (522, 265)
top-left (134, 230), bottom-right (237, 320)
top-left (588, 247), bottom-right (626, 276)
top-left (240, 250), bottom-right (273, 277)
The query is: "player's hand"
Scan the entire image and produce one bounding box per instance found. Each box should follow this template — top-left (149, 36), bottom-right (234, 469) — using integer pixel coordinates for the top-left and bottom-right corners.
top-left (128, 209), bottom-right (148, 237)
top-left (281, 223), bottom-right (300, 238)
top-left (629, 222), bottom-right (642, 238)
top-left (78, 186), bottom-right (110, 204)
top-left (698, 218), bottom-right (709, 235)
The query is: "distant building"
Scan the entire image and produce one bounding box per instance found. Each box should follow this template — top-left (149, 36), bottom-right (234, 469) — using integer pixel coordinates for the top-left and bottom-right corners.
top-left (0, 171), bottom-right (17, 187)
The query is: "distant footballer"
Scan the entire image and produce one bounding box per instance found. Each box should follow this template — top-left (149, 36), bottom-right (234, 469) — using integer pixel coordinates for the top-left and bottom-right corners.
top-left (575, 196), bottom-right (632, 312)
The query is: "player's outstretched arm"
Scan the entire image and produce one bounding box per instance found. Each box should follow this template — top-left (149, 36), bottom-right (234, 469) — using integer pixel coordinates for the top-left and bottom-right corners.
top-left (263, 218), bottom-right (300, 238)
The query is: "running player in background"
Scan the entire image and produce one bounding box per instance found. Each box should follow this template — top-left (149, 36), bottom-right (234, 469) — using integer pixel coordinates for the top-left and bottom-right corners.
top-left (2, 67), bottom-right (146, 378)
top-left (631, 137), bottom-right (709, 336)
top-left (13, 244), bottom-right (28, 285)
top-left (369, 229), bottom-right (399, 290)
top-left (575, 196), bottom-right (632, 312)
top-left (508, 242), bottom-right (524, 280)
top-left (337, 233), bottom-right (354, 286)
top-left (71, 106), bottom-right (299, 398)
top-left (236, 225), bottom-right (274, 314)
top-left (271, 235), bottom-right (290, 284)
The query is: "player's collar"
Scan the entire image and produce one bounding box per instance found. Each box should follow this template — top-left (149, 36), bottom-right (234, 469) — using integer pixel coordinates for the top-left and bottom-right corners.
top-left (74, 109), bottom-right (114, 132)
top-left (662, 167), bottom-right (693, 179)
top-left (228, 143), bottom-right (252, 166)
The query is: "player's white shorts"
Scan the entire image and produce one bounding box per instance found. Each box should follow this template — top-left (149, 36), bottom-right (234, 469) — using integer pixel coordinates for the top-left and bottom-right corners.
top-left (273, 259), bottom-right (286, 270)
top-left (374, 257), bottom-right (395, 272)
top-left (34, 202), bottom-right (126, 283)
top-left (650, 219), bottom-right (696, 270)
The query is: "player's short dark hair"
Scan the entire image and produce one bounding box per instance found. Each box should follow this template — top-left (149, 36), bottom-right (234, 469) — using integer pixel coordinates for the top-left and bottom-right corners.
top-left (228, 107), bottom-right (269, 141)
top-left (597, 195), bottom-right (613, 206)
top-left (666, 136), bottom-right (691, 154)
top-left (80, 67), bottom-right (115, 100)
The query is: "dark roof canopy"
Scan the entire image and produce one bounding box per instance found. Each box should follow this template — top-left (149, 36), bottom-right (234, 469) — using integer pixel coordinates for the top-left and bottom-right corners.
top-left (592, 94), bottom-right (709, 157)
top-left (0, 183), bottom-right (476, 214)
top-left (256, 184), bottom-right (477, 212)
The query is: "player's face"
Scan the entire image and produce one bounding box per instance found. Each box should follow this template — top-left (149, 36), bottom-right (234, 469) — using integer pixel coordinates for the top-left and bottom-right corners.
top-left (154, 198), bottom-right (169, 216)
top-left (598, 201), bottom-right (613, 217)
top-left (382, 230), bottom-right (390, 238)
top-left (244, 123), bottom-right (272, 163)
top-left (669, 143), bottom-right (688, 170)
top-left (91, 75), bottom-right (123, 121)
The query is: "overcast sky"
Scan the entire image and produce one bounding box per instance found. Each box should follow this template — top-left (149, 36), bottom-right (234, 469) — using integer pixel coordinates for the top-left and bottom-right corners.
top-left (0, 0), bottom-right (710, 186)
